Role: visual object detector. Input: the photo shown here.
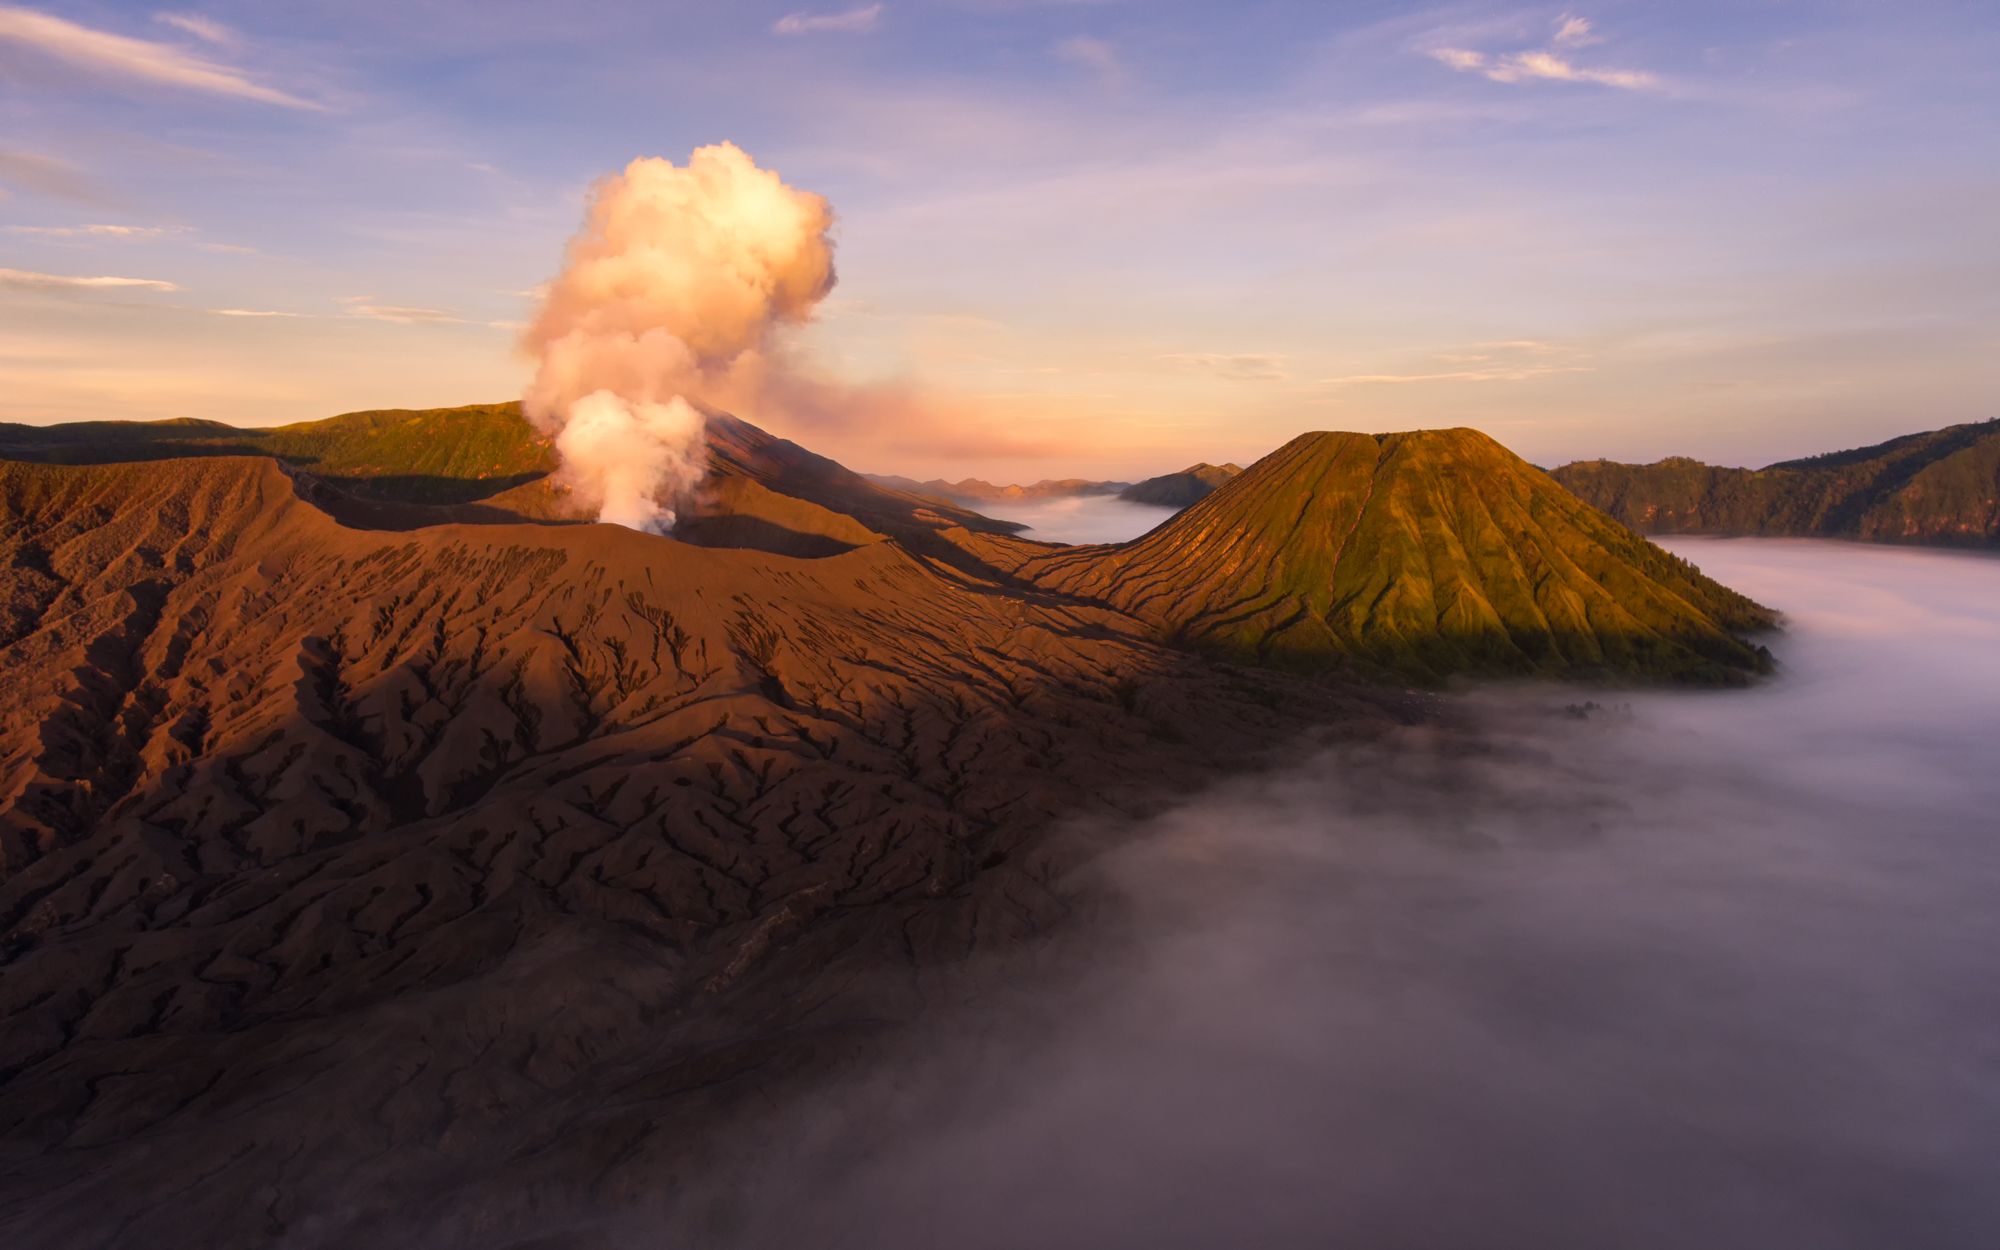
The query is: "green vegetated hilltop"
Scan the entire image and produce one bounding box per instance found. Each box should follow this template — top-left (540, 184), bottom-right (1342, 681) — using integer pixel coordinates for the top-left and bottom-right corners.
top-left (1552, 417), bottom-right (2000, 545)
top-left (0, 403), bottom-right (555, 505)
top-left (984, 428), bottom-right (1775, 686)
top-left (1, 403), bottom-right (1776, 686)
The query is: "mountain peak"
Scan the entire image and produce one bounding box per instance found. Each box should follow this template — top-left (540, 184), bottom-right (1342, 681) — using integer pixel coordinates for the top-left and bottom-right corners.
top-left (991, 428), bottom-right (1773, 685)
top-left (1118, 461), bottom-right (1244, 507)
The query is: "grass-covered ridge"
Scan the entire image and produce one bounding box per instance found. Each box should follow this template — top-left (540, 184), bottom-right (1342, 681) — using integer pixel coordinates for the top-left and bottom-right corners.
top-left (1008, 428), bottom-right (1776, 686)
top-left (0, 403), bottom-right (554, 505)
top-left (1551, 417), bottom-right (2000, 546)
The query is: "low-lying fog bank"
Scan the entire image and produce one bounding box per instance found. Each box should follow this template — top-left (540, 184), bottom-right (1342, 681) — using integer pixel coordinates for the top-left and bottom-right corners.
top-left (971, 495), bottom-right (1179, 544)
top-left (709, 540), bottom-right (2000, 1250)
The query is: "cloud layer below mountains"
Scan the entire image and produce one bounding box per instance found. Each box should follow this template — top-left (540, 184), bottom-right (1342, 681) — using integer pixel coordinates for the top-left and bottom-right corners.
top-left (711, 538), bottom-right (2000, 1249)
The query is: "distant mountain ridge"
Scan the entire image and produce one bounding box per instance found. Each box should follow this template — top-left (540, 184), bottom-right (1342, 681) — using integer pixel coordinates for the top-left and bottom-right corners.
top-left (1551, 417), bottom-right (2000, 545)
top-left (862, 473), bottom-right (1130, 503)
top-left (1119, 462), bottom-right (1244, 507)
top-left (863, 463), bottom-right (1252, 514)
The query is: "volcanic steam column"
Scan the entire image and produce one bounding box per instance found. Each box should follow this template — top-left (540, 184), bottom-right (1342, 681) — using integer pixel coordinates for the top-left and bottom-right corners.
top-left (521, 143), bottom-right (837, 531)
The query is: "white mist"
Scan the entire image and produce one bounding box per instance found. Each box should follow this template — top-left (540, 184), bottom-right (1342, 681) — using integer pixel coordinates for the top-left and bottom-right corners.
top-left (729, 538), bottom-right (2000, 1250)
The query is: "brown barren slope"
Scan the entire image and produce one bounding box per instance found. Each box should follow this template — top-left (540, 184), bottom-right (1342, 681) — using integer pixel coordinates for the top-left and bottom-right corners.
top-left (289, 408), bottom-right (1019, 557)
top-left (0, 455), bottom-right (1401, 1249)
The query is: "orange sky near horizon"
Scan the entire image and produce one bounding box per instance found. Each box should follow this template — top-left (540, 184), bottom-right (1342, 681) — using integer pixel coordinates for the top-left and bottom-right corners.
top-left (3, 2), bottom-right (1995, 481)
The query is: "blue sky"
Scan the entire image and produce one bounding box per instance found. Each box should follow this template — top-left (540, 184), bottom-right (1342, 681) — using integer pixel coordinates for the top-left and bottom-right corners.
top-left (2, 1), bottom-right (1995, 479)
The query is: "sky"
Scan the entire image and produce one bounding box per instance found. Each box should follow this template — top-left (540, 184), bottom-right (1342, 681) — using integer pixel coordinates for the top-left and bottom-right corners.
top-left (1, 0), bottom-right (1995, 480)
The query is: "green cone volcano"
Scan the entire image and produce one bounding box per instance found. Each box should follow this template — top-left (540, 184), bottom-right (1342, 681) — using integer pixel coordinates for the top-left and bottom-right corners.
top-left (984, 428), bottom-right (1774, 685)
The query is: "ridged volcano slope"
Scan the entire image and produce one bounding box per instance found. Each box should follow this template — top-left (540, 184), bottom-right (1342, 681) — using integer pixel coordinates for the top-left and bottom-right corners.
top-left (0, 454), bottom-right (1405, 1248)
top-left (984, 429), bottom-right (1776, 685)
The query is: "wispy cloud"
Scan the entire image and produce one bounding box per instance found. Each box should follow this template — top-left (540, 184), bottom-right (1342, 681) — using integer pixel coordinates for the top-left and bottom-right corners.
top-left (1309, 365), bottom-right (1591, 388)
top-left (1159, 352), bottom-right (1288, 381)
top-left (1429, 16), bottom-right (1656, 91)
top-left (3, 223), bottom-right (173, 238)
top-left (0, 267), bottom-right (179, 292)
top-left (1055, 35), bottom-right (1124, 85)
top-left (0, 6), bottom-right (320, 108)
top-left (1551, 15), bottom-right (1601, 49)
top-left (336, 296), bottom-right (514, 328)
top-left (1430, 47), bottom-right (1485, 72)
top-left (153, 11), bottom-right (234, 46)
top-left (0, 150), bottom-right (114, 204)
top-left (339, 298), bottom-right (466, 324)
top-left (773, 4), bottom-right (882, 36)
top-left (211, 308), bottom-right (300, 316)
top-left (1437, 341), bottom-right (1566, 362)
top-left (1488, 51), bottom-right (1656, 89)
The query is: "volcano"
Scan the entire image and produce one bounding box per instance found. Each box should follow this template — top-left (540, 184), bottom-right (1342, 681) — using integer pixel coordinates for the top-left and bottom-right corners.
top-left (0, 407), bottom-right (1771, 1247)
top-left (962, 429), bottom-right (1773, 685)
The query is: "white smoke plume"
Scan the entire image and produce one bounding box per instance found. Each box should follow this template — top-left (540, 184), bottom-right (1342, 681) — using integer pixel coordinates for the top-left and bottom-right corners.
top-left (522, 143), bottom-right (837, 532)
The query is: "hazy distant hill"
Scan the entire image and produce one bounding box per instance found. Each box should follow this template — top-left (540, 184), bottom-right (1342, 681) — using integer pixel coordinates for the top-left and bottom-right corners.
top-left (1552, 418), bottom-right (2000, 545)
top-left (1118, 462), bottom-right (1243, 507)
top-left (863, 473), bottom-right (1130, 503)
